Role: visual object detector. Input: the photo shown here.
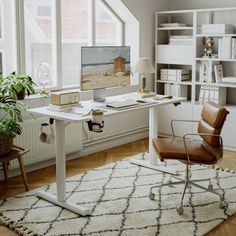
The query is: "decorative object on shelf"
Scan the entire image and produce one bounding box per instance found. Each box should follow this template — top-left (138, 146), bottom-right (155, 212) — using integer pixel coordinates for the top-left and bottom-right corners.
top-left (87, 109), bottom-right (104, 133)
top-left (203, 37), bottom-right (215, 58)
top-left (133, 57), bottom-right (155, 94)
top-left (0, 72), bottom-right (36, 100)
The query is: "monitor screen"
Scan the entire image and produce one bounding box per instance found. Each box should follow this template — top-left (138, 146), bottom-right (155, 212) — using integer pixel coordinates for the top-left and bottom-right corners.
top-left (81, 46), bottom-right (131, 91)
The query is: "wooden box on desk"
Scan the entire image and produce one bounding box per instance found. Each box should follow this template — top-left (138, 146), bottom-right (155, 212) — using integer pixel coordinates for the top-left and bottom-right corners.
top-left (51, 89), bottom-right (80, 106)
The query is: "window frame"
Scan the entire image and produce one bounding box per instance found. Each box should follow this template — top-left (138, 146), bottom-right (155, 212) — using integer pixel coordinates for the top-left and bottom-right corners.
top-left (14, 0), bottom-right (125, 91)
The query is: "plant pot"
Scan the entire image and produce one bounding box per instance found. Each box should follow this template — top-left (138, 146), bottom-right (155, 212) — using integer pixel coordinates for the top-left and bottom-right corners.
top-left (17, 89), bottom-right (26, 100)
top-left (0, 138), bottom-right (13, 157)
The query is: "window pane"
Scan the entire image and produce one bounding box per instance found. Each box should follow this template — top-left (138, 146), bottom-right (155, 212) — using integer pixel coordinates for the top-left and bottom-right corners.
top-left (61, 0), bottom-right (88, 87)
top-left (24, 0), bottom-right (54, 87)
top-left (0, 1), bottom-right (15, 75)
top-left (95, 1), bottom-right (121, 46)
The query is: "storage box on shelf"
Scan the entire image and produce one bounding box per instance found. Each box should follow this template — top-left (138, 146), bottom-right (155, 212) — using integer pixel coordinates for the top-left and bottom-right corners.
top-left (156, 7), bottom-right (236, 150)
top-left (160, 69), bottom-right (191, 82)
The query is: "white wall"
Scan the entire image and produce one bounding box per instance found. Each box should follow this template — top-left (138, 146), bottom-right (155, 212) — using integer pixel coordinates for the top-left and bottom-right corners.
top-left (168, 0), bottom-right (236, 10)
top-left (122, 0), bottom-right (169, 91)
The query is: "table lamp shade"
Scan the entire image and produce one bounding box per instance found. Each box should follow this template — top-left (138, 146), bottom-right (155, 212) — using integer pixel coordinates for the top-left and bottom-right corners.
top-left (133, 57), bottom-right (155, 74)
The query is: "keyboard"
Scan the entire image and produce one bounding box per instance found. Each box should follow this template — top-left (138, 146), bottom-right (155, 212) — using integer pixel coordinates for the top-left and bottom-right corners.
top-left (106, 100), bottom-right (140, 109)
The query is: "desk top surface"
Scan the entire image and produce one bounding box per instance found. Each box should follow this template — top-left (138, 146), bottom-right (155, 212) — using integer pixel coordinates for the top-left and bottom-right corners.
top-left (28, 93), bottom-right (185, 122)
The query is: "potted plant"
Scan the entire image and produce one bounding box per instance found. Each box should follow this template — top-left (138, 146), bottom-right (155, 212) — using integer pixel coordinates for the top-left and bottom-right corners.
top-left (0, 71), bottom-right (36, 100)
top-left (0, 95), bottom-right (25, 156)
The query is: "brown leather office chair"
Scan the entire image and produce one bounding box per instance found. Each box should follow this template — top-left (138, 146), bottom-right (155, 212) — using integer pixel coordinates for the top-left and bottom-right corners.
top-left (150, 101), bottom-right (229, 215)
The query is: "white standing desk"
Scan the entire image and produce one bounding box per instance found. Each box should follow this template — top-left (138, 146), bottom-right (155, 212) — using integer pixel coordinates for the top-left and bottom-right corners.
top-left (29, 93), bottom-right (185, 216)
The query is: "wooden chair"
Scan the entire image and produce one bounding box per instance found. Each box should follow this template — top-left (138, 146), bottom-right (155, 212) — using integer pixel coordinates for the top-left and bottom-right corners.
top-left (0, 145), bottom-right (29, 191)
top-left (150, 101), bottom-right (229, 215)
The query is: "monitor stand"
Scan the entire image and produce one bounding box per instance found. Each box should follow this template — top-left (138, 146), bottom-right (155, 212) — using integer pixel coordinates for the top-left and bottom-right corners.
top-left (93, 88), bottom-right (106, 102)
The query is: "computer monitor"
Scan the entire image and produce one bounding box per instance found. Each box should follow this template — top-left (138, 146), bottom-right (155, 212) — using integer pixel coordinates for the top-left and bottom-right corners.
top-left (81, 46), bottom-right (131, 101)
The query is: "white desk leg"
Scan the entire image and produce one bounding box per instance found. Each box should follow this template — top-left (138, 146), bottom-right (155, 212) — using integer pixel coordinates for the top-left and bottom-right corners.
top-left (149, 107), bottom-right (158, 165)
top-left (36, 119), bottom-right (91, 216)
top-left (131, 107), bottom-right (178, 175)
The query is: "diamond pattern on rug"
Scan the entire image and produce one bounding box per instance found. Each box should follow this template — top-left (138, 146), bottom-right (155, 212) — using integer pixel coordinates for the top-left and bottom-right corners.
top-left (1, 154), bottom-right (236, 236)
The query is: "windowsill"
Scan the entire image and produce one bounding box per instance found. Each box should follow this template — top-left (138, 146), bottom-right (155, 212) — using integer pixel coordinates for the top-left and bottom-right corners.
top-left (23, 84), bottom-right (140, 109)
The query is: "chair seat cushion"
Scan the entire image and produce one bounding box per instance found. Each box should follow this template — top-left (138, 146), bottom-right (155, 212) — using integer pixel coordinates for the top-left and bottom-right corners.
top-left (153, 138), bottom-right (218, 164)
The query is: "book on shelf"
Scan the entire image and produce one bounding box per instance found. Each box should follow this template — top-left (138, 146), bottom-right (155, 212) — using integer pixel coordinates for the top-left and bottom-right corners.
top-left (161, 69), bottom-right (190, 75)
top-left (169, 35), bottom-right (193, 45)
top-left (199, 61), bottom-right (220, 83)
top-left (218, 37), bottom-right (236, 60)
top-left (221, 77), bottom-right (236, 83)
top-left (160, 74), bottom-right (190, 81)
top-left (168, 36), bottom-right (202, 46)
top-left (231, 38), bottom-right (236, 59)
top-left (164, 84), bottom-right (188, 98)
top-left (198, 85), bottom-right (226, 106)
top-left (214, 65), bottom-right (223, 83)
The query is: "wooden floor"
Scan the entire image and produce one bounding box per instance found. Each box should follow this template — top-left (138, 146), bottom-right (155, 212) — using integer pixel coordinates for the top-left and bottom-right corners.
top-left (1, 138), bottom-right (236, 236)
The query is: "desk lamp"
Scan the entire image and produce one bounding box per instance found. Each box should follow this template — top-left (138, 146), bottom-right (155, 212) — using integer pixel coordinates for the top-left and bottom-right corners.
top-left (133, 57), bottom-right (155, 94)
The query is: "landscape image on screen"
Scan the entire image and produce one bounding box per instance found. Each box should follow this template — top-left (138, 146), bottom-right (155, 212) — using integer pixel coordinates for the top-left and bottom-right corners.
top-left (81, 46), bottom-right (130, 90)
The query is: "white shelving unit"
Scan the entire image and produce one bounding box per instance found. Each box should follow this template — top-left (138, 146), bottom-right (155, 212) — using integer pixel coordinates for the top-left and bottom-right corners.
top-left (155, 7), bottom-right (236, 150)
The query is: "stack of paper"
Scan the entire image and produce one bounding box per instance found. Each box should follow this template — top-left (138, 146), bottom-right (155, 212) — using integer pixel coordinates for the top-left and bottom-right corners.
top-left (160, 23), bottom-right (186, 28)
top-left (160, 69), bottom-right (191, 81)
top-left (201, 24), bottom-right (233, 35)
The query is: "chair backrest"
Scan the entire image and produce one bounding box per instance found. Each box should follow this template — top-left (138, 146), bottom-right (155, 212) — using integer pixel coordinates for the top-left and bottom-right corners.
top-left (198, 101), bottom-right (229, 148)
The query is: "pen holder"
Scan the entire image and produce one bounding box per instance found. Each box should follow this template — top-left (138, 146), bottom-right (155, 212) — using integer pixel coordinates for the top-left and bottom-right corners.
top-left (87, 109), bottom-right (104, 132)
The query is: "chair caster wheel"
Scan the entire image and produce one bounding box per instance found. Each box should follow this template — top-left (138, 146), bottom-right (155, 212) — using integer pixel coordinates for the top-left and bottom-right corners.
top-left (208, 184), bottom-right (213, 191)
top-left (176, 206), bottom-right (184, 215)
top-left (149, 192), bottom-right (155, 200)
top-left (219, 201), bottom-right (228, 209)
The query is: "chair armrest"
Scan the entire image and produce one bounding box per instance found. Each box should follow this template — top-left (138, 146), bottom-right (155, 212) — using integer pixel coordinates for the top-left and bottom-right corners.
top-left (182, 133), bottom-right (223, 164)
top-left (170, 119), bottom-right (199, 137)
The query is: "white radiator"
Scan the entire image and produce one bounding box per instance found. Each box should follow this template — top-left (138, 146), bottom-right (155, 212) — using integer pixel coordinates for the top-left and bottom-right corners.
top-left (10, 118), bottom-right (83, 169)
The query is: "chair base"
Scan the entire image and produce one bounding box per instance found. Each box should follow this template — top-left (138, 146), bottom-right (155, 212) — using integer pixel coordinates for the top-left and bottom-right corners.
top-left (149, 165), bottom-right (228, 215)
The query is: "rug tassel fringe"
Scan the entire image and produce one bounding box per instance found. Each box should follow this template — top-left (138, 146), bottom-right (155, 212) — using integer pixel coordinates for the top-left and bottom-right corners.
top-left (212, 166), bottom-right (235, 174)
top-left (0, 213), bottom-right (38, 236)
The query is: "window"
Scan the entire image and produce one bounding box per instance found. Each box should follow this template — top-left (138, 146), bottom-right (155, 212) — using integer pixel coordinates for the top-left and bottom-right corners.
top-left (24, 0), bottom-right (54, 87)
top-left (37, 6), bottom-right (51, 18)
top-left (0, 0), bottom-right (15, 76)
top-left (17, 0), bottom-right (125, 90)
top-left (95, 1), bottom-right (123, 46)
top-left (61, 0), bottom-right (88, 87)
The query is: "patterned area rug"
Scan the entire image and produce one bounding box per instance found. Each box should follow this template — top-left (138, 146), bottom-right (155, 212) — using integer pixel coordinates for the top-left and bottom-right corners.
top-left (1, 154), bottom-right (236, 236)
